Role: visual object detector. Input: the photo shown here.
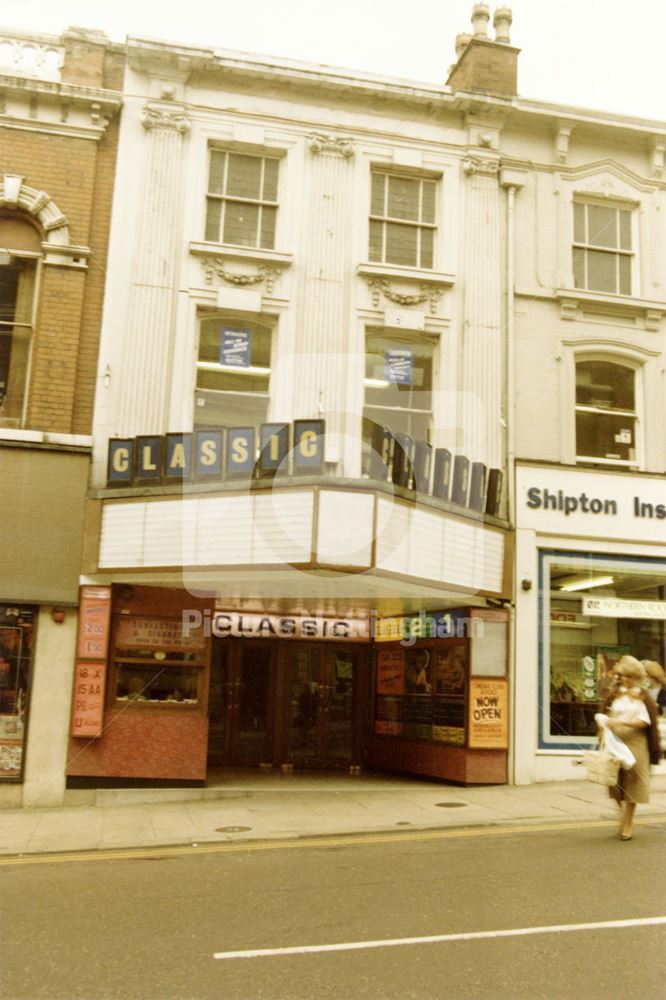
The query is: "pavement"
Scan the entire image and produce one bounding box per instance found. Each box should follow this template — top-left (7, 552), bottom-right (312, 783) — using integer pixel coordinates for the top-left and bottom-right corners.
top-left (1, 768), bottom-right (666, 858)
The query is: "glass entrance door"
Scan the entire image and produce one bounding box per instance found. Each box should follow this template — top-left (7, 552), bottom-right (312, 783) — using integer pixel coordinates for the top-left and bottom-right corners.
top-left (207, 641), bottom-right (272, 766)
top-left (285, 643), bottom-right (356, 768)
top-left (233, 645), bottom-right (271, 764)
top-left (208, 639), bottom-right (362, 772)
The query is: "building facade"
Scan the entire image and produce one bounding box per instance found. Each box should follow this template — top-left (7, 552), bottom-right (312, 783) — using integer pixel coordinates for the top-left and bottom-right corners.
top-left (0, 27), bottom-right (122, 806)
top-left (72, 6), bottom-right (666, 793)
top-left (69, 12), bottom-right (522, 792)
top-left (510, 97), bottom-right (666, 781)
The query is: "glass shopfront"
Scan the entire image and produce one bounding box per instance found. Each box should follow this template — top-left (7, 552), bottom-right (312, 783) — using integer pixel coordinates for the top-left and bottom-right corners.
top-left (0, 604), bottom-right (35, 781)
top-left (539, 551), bottom-right (666, 749)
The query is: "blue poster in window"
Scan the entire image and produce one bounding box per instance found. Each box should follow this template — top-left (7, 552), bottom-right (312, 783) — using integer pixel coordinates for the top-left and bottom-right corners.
top-left (384, 348), bottom-right (413, 385)
top-left (220, 327), bottom-right (252, 368)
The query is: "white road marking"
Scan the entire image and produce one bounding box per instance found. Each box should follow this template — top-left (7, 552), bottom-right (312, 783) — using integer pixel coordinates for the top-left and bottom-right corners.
top-left (213, 915), bottom-right (666, 960)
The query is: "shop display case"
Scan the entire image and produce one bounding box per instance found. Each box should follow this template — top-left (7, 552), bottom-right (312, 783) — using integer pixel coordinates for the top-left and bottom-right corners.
top-left (370, 608), bottom-right (509, 784)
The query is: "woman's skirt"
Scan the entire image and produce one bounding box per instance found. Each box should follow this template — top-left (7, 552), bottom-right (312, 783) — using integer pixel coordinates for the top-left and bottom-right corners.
top-left (609, 727), bottom-right (651, 804)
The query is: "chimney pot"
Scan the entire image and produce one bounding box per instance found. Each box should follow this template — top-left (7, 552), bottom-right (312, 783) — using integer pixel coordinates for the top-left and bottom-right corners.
top-left (471, 3), bottom-right (491, 38)
top-left (493, 7), bottom-right (512, 43)
top-left (455, 32), bottom-right (472, 59)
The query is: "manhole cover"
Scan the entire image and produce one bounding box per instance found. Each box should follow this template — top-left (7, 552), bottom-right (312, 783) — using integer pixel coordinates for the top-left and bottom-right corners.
top-left (216, 826), bottom-right (252, 833)
top-left (435, 802), bottom-right (467, 809)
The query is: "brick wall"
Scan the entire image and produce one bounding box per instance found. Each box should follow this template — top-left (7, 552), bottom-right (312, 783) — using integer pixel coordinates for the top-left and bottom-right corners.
top-left (2, 30), bottom-right (121, 435)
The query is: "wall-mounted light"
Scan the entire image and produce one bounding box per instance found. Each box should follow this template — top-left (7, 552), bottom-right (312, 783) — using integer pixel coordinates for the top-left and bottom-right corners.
top-left (51, 608), bottom-right (66, 623)
top-left (103, 364), bottom-right (111, 388)
top-left (521, 578), bottom-right (532, 591)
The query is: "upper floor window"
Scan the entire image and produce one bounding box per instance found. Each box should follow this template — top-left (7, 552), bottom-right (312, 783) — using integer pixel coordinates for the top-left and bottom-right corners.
top-left (575, 359), bottom-right (637, 465)
top-left (573, 201), bottom-right (633, 296)
top-left (0, 218), bottom-right (40, 425)
top-left (362, 329), bottom-right (434, 473)
top-left (205, 151), bottom-right (279, 250)
top-left (195, 315), bottom-right (273, 429)
top-left (369, 173), bottom-right (436, 270)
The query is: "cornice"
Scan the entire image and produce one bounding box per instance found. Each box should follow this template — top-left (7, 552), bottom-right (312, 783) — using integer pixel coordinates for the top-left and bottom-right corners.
top-left (189, 241), bottom-right (293, 268)
top-left (123, 36), bottom-right (666, 140)
top-left (0, 115), bottom-right (109, 141)
top-left (0, 73), bottom-right (121, 111)
top-left (556, 288), bottom-right (664, 331)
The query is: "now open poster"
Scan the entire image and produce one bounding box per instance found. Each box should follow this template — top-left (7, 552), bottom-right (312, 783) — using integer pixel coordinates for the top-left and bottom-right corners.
top-left (468, 678), bottom-right (508, 749)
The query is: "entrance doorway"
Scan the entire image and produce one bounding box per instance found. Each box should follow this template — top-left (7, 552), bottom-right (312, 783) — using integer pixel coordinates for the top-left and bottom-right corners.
top-left (207, 640), bottom-right (365, 770)
top-left (285, 644), bottom-right (356, 767)
top-left (207, 642), bottom-right (275, 766)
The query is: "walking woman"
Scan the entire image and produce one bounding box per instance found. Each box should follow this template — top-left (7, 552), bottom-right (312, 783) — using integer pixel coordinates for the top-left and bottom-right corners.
top-left (604, 656), bottom-right (660, 841)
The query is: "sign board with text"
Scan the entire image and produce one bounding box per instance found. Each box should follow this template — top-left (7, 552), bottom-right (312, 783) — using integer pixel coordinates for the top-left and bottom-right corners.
top-left (77, 587), bottom-right (111, 660)
top-left (467, 678), bottom-right (508, 749)
top-left (581, 597), bottom-right (666, 620)
top-left (71, 661), bottom-right (107, 737)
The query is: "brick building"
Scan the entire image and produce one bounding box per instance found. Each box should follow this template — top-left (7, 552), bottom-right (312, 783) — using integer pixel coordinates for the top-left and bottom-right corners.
top-left (0, 27), bottom-right (122, 806)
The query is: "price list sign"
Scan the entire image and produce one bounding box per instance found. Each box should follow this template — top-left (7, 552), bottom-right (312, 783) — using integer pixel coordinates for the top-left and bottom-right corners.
top-left (71, 662), bottom-right (107, 737)
top-left (77, 587), bottom-right (112, 660)
top-left (71, 587), bottom-right (111, 737)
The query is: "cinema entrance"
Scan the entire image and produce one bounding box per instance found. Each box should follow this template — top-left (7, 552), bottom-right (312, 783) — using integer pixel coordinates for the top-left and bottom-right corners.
top-left (207, 639), bottom-right (369, 771)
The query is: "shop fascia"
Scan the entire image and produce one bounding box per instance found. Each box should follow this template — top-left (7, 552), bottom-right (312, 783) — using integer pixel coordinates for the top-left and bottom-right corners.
top-left (516, 465), bottom-right (666, 538)
top-left (525, 487), bottom-right (665, 520)
top-left (181, 609), bottom-right (482, 644)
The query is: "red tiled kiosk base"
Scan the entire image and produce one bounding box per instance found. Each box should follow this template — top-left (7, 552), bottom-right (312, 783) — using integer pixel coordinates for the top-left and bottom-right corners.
top-left (67, 709), bottom-right (208, 781)
top-left (369, 736), bottom-right (507, 785)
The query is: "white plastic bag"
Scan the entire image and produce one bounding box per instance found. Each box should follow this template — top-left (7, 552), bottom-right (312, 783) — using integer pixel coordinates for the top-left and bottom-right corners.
top-left (603, 727), bottom-right (636, 770)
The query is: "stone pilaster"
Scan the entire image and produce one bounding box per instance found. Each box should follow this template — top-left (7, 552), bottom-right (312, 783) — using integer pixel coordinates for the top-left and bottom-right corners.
top-left (459, 155), bottom-right (503, 467)
top-left (117, 104), bottom-right (190, 435)
top-left (291, 136), bottom-right (355, 447)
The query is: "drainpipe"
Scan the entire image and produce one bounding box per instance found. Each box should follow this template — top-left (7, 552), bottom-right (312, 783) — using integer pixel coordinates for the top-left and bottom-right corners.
top-left (500, 167), bottom-right (527, 786)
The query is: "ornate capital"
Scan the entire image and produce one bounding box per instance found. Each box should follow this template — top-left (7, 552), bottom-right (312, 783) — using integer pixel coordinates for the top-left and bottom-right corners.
top-left (463, 156), bottom-right (500, 177)
top-left (142, 105), bottom-right (191, 134)
top-left (202, 258), bottom-right (284, 294)
top-left (367, 277), bottom-right (444, 316)
top-left (308, 133), bottom-right (354, 158)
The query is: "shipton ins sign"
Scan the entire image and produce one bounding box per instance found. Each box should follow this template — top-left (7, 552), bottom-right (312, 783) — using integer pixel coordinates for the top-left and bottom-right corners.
top-left (517, 466), bottom-right (666, 543)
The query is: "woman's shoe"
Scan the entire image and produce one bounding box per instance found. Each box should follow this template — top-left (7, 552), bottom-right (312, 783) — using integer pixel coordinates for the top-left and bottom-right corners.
top-left (620, 832), bottom-right (633, 841)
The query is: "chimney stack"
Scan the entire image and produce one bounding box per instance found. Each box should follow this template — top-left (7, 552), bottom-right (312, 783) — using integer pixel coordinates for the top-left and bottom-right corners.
top-left (446, 5), bottom-right (519, 97)
top-left (471, 3), bottom-right (490, 38)
top-left (493, 7), bottom-right (512, 43)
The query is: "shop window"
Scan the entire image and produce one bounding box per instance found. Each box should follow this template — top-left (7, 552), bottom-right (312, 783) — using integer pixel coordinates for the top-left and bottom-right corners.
top-left (362, 329), bottom-right (434, 473)
top-left (111, 615), bottom-right (207, 706)
top-left (205, 150), bottom-right (279, 249)
top-left (0, 606), bottom-right (35, 781)
top-left (573, 201), bottom-right (633, 296)
top-left (0, 219), bottom-right (40, 425)
top-left (540, 552), bottom-right (666, 750)
top-left (195, 315), bottom-right (273, 428)
top-left (369, 172), bottom-right (436, 269)
top-left (575, 359), bottom-right (637, 466)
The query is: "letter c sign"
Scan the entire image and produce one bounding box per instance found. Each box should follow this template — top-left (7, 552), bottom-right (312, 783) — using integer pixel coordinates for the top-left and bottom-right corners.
top-left (293, 420), bottom-right (324, 474)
